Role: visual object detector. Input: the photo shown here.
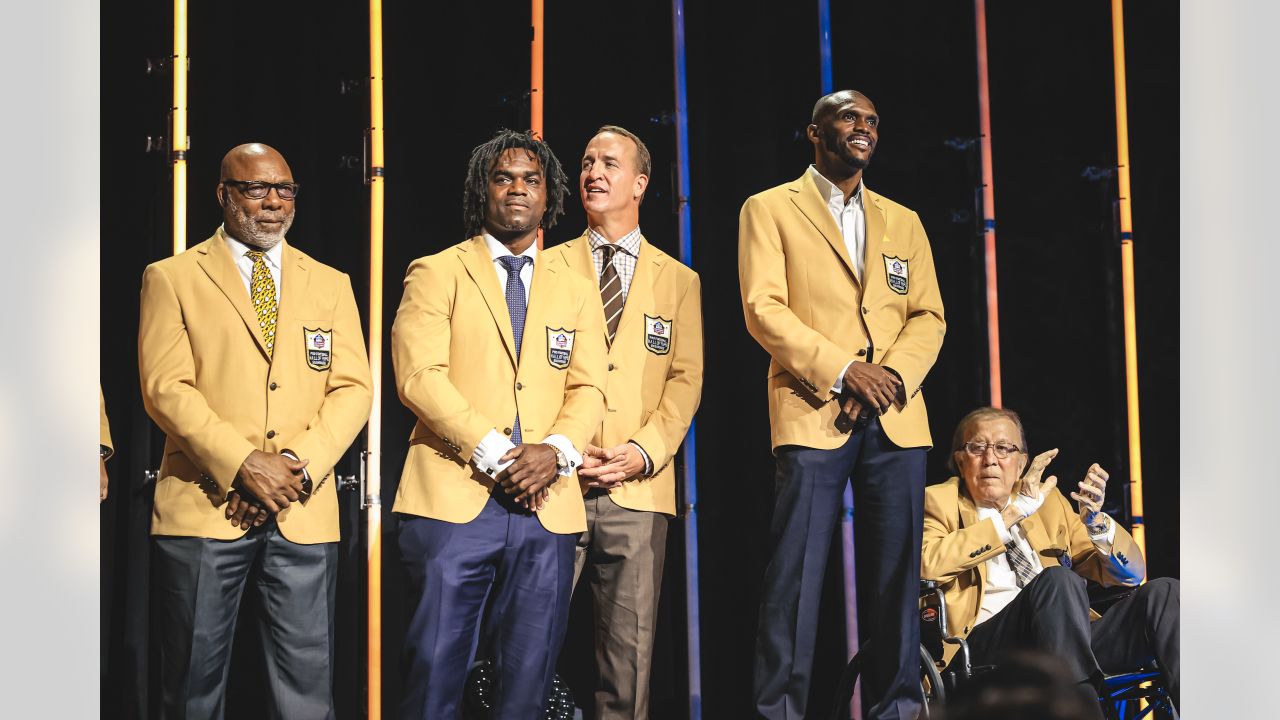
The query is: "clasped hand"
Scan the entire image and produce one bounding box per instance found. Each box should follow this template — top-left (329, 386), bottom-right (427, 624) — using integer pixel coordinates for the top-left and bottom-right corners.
top-left (838, 361), bottom-right (903, 425)
top-left (495, 443), bottom-right (557, 511)
top-left (578, 443), bottom-right (646, 491)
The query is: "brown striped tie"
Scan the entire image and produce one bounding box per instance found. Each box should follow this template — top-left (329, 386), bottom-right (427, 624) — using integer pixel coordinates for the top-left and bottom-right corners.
top-left (598, 244), bottom-right (624, 345)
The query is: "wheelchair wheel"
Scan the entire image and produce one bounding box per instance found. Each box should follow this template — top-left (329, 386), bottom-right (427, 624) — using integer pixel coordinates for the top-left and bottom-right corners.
top-left (828, 643), bottom-right (946, 720)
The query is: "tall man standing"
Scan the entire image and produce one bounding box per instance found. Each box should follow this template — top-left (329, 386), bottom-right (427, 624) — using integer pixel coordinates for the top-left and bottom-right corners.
top-left (391, 129), bottom-right (607, 718)
top-left (139, 142), bottom-right (373, 719)
top-left (739, 91), bottom-right (946, 719)
top-left (545, 125), bottom-right (704, 719)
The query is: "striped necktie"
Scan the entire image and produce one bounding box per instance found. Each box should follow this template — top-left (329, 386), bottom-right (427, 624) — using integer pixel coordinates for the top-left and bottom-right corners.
top-left (245, 250), bottom-right (278, 357)
top-left (1004, 540), bottom-right (1038, 588)
top-left (598, 244), bottom-right (624, 345)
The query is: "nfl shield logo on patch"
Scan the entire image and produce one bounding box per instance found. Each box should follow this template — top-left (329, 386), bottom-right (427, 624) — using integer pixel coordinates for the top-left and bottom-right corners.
top-left (644, 314), bottom-right (672, 355)
top-left (304, 327), bottom-right (333, 371)
top-left (546, 327), bottom-right (575, 369)
top-left (883, 255), bottom-right (909, 295)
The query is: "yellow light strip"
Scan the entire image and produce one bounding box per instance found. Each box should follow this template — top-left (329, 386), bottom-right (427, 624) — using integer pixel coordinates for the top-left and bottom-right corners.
top-left (171, 0), bottom-right (188, 256)
top-left (1111, 0), bottom-right (1146, 569)
top-left (367, 0), bottom-right (386, 715)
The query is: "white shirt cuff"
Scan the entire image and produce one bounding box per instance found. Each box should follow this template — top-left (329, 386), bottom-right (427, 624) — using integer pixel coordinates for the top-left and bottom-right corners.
top-left (832, 359), bottom-right (856, 395)
top-left (541, 434), bottom-right (581, 476)
top-left (471, 429), bottom-right (517, 478)
top-left (629, 441), bottom-right (654, 476)
top-left (280, 449), bottom-right (311, 484)
top-left (989, 515), bottom-right (1013, 545)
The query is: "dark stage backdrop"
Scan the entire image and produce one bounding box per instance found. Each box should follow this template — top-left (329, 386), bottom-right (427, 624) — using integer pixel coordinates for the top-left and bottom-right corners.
top-left (100, 2), bottom-right (1177, 717)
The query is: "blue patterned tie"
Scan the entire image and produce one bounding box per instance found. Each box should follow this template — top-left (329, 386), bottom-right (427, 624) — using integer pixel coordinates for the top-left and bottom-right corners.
top-left (498, 255), bottom-right (531, 445)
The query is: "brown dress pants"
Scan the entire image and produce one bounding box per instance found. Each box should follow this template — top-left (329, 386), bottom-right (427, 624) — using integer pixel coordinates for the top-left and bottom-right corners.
top-left (573, 490), bottom-right (670, 720)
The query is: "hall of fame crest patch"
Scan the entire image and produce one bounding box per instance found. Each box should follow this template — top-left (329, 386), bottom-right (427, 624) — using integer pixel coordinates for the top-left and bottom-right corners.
top-left (883, 255), bottom-right (909, 295)
top-left (644, 314), bottom-right (672, 355)
top-left (304, 327), bottom-right (333, 371)
top-left (546, 327), bottom-right (576, 369)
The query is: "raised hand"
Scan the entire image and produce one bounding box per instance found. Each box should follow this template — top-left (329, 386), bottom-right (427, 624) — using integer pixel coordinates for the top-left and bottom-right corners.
top-left (1071, 463), bottom-right (1109, 530)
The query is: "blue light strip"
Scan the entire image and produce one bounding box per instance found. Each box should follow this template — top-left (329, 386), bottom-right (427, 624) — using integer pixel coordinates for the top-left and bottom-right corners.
top-left (818, 0), bottom-right (833, 94)
top-left (671, 1), bottom-right (701, 717)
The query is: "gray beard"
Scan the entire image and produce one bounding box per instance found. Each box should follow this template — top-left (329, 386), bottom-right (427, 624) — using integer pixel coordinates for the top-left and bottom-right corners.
top-left (228, 204), bottom-right (293, 250)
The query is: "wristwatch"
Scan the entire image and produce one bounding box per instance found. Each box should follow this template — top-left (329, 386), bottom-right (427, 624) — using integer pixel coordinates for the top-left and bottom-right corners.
top-left (549, 445), bottom-right (569, 472)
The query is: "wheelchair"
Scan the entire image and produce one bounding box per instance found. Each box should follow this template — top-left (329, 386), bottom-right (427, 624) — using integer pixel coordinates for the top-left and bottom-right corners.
top-left (827, 581), bottom-right (1178, 720)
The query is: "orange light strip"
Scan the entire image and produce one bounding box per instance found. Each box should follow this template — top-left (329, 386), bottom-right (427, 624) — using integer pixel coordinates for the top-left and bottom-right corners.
top-left (367, 0), bottom-right (386, 714)
top-left (974, 0), bottom-right (1002, 407)
top-left (531, 0), bottom-right (544, 249)
top-left (171, 0), bottom-right (188, 256)
top-left (1110, 0), bottom-right (1146, 568)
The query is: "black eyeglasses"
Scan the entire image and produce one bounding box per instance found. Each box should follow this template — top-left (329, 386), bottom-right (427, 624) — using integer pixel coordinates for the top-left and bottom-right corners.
top-left (962, 441), bottom-right (1022, 459)
top-left (222, 179), bottom-right (300, 200)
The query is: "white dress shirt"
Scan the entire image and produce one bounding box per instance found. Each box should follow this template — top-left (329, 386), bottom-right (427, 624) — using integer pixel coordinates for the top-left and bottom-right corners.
top-left (470, 233), bottom-right (582, 479)
top-left (221, 225), bottom-right (283, 302)
top-left (807, 166), bottom-right (872, 395)
top-left (974, 503), bottom-right (1119, 626)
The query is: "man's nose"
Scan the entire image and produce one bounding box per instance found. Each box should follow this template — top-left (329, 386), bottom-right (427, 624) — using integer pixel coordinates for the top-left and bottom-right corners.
top-left (261, 188), bottom-right (286, 208)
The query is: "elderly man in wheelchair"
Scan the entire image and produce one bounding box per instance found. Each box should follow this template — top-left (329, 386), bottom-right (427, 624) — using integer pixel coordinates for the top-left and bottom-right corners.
top-left (919, 406), bottom-right (1179, 719)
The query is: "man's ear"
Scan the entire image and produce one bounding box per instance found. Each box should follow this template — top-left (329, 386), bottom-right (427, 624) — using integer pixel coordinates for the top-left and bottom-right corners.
top-left (633, 173), bottom-right (649, 200)
top-left (216, 184), bottom-right (228, 209)
top-left (806, 123), bottom-right (821, 145)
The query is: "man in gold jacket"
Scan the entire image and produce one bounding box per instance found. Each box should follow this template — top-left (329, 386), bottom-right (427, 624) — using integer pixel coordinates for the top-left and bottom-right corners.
top-left (391, 130), bottom-right (607, 718)
top-left (544, 125), bottom-right (703, 720)
top-left (922, 407), bottom-right (1178, 716)
top-left (138, 143), bottom-right (373, 719)
top-left (740, 90), bottom-right (946, 720)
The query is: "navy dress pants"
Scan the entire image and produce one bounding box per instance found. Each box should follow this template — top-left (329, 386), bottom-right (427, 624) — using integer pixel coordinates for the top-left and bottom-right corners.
top-left (753, 417), bottom-right (926, 720)
top-left (397, 492), bottom-right (577, 719)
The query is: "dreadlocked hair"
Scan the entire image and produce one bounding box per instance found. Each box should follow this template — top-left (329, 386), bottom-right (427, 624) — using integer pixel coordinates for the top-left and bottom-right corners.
top-left (461, 129), bottom-right (569, 238)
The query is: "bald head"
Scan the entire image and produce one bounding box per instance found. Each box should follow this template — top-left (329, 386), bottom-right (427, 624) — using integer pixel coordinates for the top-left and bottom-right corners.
top-left (220, 143), bottom-right (290, 180)
top-left (811, 90), bottom-right (871, 123)
top-left (217, 143), bottom-right (296, 250)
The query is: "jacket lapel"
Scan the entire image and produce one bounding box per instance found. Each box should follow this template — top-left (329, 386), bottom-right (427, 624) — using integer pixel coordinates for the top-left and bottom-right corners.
top-left (458, 236), bottom-right (518, 368)
top-left (789, 173), bottom-right (859, 287)
top-left (276, 241), bottom-right (310, 323)
top-left (863, 188), bottom-right (888, 295)
top-left (612, 238), bottom-right (660, 355)
top-left (524, 248), bottom-right (559, 358)
top-left (197, 231), bottom-right (270, 359)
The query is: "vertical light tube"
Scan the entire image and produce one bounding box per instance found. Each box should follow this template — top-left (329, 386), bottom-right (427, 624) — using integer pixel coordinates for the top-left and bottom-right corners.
top-left (367, 0), bottom-right (386, 715)
top-left (171, 0), bottom-right (188, 256)
top-left (671, 1), bottom-right (700, 716)
top-left (531, 0), bottom-right (545, 248)
top-left (816, 5), bottom-right (861, 716)
top-left (974, 0), bottom-right (1003, 407)
top-left (1110, 0), bottom-right (1146, 566)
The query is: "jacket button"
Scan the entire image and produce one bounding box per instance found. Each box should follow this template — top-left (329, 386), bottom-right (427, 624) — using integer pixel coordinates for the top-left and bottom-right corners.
top-left (515, 382), bottom-right (523, 390)
top-left (269, 381), bottom-right (278, 391)
top-left (608, 363), bottom-right (616, 371)
top-left (856, 349), bottom-right (867, 357)
top-left (266, 430), bottom-right (276, 439)
top-left (503, 427), bottom-right (512, 436)
top-left (861, 307), bottom-right (869, 315)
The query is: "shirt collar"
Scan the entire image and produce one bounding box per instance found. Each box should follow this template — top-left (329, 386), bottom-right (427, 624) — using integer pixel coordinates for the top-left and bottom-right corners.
top-left (221, 225), bottom-right (284, 269)
top-left (587, 226), bottom-right (642, 257)
top-left (807, 164), bottom-right (864, 207)
top-left (483, 232), bottom-right (538, 265)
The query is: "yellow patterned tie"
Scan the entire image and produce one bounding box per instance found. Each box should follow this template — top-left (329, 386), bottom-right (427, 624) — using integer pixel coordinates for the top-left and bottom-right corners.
top-left (246, 250), bottom-right (278, 357)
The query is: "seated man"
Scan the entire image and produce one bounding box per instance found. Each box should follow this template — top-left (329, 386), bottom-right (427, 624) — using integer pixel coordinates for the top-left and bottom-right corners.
top-left (921, 406), bottom-right (1179, 717)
